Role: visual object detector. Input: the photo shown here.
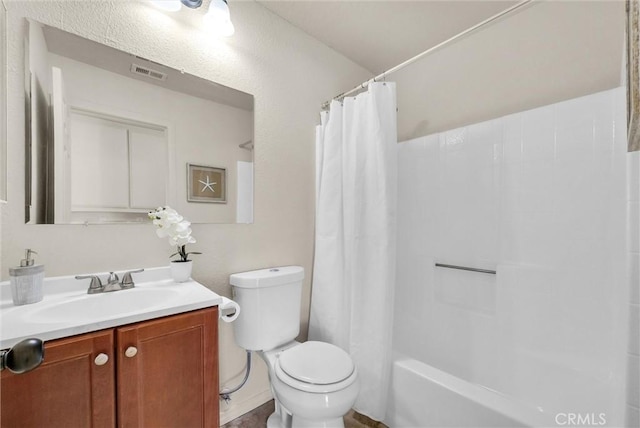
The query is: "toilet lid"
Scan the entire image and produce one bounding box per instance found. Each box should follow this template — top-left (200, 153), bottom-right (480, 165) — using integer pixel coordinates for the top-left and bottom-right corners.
top-left (278, 341), bottom-right (354, 385)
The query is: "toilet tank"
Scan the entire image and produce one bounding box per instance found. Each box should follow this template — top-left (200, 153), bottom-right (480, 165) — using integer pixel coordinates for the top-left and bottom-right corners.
top-left (230, 266), bottom-right (304, 351)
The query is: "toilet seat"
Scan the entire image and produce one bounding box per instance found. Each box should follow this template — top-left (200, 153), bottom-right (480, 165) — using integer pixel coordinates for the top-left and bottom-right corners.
top-left (275, 341), bottom-right (357, 394)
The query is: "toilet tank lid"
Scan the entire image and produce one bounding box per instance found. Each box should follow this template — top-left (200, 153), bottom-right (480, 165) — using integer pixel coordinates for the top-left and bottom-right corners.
top-left (230, 266), bottom-right (304, 288)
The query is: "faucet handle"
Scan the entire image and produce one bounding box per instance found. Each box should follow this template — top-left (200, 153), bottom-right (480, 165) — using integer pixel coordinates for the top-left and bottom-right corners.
top-left (106, 272), bottom-right (119, 285)
top-left (121, 269), bottom-right (144, 289)
top-left (75, 275), bottom-right (103, 294)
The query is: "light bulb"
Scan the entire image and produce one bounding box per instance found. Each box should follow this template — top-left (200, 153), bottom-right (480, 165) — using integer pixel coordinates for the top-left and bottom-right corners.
top-left (151, 0), bottom-right (182, 12)
top-left (204, 0), bottom-right (235, 37)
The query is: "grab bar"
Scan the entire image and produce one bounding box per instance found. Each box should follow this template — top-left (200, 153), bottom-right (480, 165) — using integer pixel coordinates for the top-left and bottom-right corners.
top-left (435, 263), bottom-right (496, 275)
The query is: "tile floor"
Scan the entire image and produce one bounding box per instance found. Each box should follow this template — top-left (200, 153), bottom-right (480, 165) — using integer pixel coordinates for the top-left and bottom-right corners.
top-left (222, 400), bottom-right (274, 428)
top-left (221, 400), bottom-right (388, 428)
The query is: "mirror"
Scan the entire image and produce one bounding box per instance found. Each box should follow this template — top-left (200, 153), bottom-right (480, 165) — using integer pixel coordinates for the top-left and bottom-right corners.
top-left (24, 20), bottom-right (254, 224)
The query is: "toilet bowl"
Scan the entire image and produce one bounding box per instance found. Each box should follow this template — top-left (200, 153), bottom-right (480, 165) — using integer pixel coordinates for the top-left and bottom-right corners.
top-left (261, 341), bottom-right (359, 428)
top-left (230, 267), bottom-right (360, 428)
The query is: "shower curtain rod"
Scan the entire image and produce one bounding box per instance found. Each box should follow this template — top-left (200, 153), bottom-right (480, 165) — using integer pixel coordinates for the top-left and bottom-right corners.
top-left (321, 0), bottom-right (535, 110)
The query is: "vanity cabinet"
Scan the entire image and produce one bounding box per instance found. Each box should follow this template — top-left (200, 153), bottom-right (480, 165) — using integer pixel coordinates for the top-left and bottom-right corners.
top-left (0, 329), bottom-right (115, 427)
top-left (117, 307), bottom-right (219, 427)
top-left (0, 307), bottom-right (219, 428)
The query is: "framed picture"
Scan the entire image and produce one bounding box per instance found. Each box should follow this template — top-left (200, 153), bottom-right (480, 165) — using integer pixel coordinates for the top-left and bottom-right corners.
top-left (187, 164), bottom-right (227, 203)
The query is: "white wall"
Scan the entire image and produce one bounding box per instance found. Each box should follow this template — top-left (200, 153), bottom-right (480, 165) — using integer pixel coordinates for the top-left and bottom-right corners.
top-left (0, 0), bottom-right (5, 284)
top-left (0, 0), bottom-right (6, 204)
top-left (395, 87), bottom-right (629, 426)
top-left (394, 0), bottom-right (625, 142)
top-left (1, 1), bottom-right (370, 423)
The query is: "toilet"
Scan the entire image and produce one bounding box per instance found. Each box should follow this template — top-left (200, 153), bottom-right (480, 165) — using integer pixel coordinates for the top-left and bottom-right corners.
top-left (230, 266), bottom-right (359, 428)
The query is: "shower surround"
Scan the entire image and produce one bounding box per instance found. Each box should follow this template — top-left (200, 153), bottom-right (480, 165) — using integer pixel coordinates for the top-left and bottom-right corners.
top-left (388, 87), bottom-right (629, 427)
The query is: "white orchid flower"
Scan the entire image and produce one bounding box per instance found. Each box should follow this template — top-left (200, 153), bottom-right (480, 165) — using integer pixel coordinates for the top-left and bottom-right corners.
top-left (148, 206), bottom-right (201, 262)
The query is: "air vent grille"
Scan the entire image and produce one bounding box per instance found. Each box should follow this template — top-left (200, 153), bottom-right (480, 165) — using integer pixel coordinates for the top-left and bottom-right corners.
top-left (130, 63), bottom-right (167, 81)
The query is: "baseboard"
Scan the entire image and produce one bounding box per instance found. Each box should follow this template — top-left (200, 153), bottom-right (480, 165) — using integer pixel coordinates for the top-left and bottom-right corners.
top-left (219, 389), bottom-right (273, 426)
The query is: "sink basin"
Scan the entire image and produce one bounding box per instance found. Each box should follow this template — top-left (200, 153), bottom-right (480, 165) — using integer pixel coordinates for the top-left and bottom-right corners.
top-left (27, 287), bottom-right (181, 323)
top-left (1, 266), bottom-right (222, 349)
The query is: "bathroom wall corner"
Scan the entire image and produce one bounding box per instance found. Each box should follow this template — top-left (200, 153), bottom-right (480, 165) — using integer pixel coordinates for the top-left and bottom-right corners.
top-left (219, 388), bottom-right (273, 426)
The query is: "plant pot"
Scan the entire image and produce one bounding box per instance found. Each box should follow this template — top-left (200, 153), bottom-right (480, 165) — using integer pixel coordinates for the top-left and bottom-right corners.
top-left (170, 260), bottom-right (193, 282)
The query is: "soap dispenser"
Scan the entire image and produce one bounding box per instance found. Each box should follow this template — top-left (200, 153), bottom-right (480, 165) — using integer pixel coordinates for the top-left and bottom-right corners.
top-left (9, 249), bottom-right (44, 306)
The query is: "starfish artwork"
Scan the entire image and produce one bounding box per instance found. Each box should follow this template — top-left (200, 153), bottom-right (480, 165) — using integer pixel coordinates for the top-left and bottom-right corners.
top-left (199, 176), bottom-right (217, 194)
top-left (188, 165), bottom-right (226, 203)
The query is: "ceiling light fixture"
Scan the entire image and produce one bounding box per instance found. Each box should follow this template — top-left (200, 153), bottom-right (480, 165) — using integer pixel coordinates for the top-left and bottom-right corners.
top-left (181, 0), bottom-right (203, 9)
top-left (203, 0), bottom-right (235, 37)
top-left (149, 0), bottom-right (234, 37)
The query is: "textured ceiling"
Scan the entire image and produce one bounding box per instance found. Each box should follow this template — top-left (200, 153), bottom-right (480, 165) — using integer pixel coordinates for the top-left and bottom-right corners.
top-left (255, 0), bottom-right (519, 74)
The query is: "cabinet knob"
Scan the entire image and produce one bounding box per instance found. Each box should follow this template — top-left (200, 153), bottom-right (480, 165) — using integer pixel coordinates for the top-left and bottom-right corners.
top-left (94, 353), bottom-right (109, 366)
top-left (125, 346), bottom-right (138, 358)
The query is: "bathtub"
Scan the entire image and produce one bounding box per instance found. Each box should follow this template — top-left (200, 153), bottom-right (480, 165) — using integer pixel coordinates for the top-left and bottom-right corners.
top-left (384, 355), bottom-right (551, 428)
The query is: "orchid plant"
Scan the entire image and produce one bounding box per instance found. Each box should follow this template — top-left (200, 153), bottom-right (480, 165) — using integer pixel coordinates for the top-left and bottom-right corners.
top-left (148, 206), bottom-right (201, 263)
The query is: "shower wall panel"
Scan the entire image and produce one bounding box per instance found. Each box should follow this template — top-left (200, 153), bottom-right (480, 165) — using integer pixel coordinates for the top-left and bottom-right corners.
top-left (395, 87), bottom-right (628, 425)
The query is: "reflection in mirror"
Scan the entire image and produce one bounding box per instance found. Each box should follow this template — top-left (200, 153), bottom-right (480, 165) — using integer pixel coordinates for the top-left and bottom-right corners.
top-left (25, 20), bottom-right (254, 224)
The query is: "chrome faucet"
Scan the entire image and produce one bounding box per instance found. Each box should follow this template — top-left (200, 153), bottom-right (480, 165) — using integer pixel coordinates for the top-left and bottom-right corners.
top-left (75, 269), bottom-right (145, 294)
top-left (103, 272), bottom-right (121, 292)
top-left (75, 275), bottom-right (103, 294)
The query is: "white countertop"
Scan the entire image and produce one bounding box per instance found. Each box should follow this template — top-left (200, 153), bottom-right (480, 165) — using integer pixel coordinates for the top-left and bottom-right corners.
top-left (0, 267), bottom-right (222, 349)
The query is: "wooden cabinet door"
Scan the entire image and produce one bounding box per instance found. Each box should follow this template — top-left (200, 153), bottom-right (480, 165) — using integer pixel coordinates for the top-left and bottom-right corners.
top-left (116, 307), bottom-right (218, 428)
top-left (0, 330), bottom-right (116, 428)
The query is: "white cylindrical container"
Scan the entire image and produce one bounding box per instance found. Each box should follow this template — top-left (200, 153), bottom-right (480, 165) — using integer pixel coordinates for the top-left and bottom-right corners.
top-left (8, 250), bottom-right (44, 306)
top-left (170, 260), bottom-right (193, 282)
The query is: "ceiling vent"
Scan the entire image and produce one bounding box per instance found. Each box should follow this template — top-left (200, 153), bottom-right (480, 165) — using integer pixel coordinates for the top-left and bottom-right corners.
top-left (130, 63), bottom-right (167, 81)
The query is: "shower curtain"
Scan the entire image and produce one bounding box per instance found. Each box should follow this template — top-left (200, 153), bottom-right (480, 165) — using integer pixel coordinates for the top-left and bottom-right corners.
top-left (309, 82), bottom-right (397, 422)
